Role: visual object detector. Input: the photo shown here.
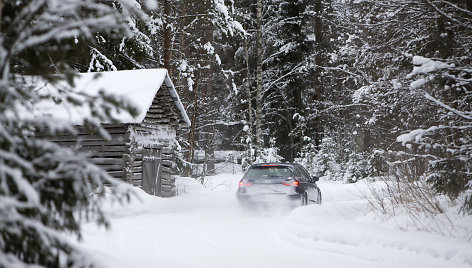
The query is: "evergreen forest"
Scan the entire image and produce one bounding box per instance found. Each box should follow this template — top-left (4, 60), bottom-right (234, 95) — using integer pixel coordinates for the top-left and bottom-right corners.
top-left (0, 1), bottom-right (471, 266)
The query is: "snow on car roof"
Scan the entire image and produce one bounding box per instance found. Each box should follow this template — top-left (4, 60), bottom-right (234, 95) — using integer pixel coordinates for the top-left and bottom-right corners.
top-left (21, 69), bottom-right (190, 126)
top-left (253, 163), bottom-right (293, 167)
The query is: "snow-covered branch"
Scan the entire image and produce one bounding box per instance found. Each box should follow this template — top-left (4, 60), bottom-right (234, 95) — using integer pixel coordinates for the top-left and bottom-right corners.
top-left (425, 0), bottom-right (472, 29)
top-left (423, 92), bottom-right (472, 121)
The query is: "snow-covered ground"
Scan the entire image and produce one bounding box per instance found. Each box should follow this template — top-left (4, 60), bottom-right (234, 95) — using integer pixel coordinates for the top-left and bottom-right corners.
top-left (75, 167), bottom-right (472, 268)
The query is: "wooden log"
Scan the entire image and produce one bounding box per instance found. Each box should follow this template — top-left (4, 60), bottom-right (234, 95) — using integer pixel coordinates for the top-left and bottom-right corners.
top-left (107, 170), bottom-right (124, 179)
top-left (54, 140), bottom-right (126, 147)
top-left (147, 108), bottom-right (165, 113)
top-left (76, 124), bottom-right (128, 134)
top-left (36, 125), bottom-right (128, 138)
top-left (132, 168), bottom-right (142, 175)
top-left (161, 166), bottom-right (172, 174)
top-left (49, 133), bottom-right (128, 142)
top-left (160, 148), bottom-right (173, 154)
top-left (143, 118), bottom-right (171, 124)
top-left (144, 113), bottom-right (167, 119)
top-left (80, 146), bottom-right (126, 152)
top-left (86, 151), bottom-right (128, 157)
top-left (161, 177), bottom-right (173, 184)
top-left (95, 164), bottom-right (123, 171)
top-left (161, 185), bottom-right (173, 191)
top-left (162, 160), bottom-right (173, 167)
top-left (89, 158), bottom-right (124, 165)
top-left (161, 154), bottom-right (173, 161)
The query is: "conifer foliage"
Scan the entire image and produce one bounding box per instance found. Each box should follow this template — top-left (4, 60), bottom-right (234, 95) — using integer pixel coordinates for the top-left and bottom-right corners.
top-left (0, 1), bottom-right (142, 267)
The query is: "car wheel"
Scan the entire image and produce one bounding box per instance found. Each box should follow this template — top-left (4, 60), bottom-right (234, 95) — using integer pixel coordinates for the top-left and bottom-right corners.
top-left (301, 192), bottom-right (308, 206)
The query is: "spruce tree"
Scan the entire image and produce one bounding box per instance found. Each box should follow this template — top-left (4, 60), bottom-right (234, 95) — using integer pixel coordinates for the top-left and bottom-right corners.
top-left (0, 1), bottom-right (146, 266)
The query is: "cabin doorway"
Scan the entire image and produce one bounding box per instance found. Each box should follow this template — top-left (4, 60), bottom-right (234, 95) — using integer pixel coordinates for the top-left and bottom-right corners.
top-left (141, 145), bottom-right (163, 196)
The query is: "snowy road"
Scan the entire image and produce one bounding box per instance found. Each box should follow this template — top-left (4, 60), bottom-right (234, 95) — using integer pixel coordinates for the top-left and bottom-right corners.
top-left (77, 174), bottom-right (472, 268)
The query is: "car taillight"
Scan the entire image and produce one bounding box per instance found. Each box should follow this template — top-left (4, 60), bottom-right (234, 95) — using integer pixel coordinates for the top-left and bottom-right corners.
top-left (282, 180), bottom-right (299, 186)
top-left (239, 180), bottom-right (253, 187)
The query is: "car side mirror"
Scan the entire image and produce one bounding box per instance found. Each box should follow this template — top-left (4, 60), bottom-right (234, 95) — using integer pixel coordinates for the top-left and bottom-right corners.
top-left (311, 176), bottom-right (319, 182)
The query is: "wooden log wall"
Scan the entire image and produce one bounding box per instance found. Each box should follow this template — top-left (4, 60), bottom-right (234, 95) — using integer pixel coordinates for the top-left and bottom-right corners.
top-left (45, 124), bottom-right (129, 180)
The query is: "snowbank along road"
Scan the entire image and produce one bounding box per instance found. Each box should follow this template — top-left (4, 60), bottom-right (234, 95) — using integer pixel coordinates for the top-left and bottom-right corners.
top-left (75, 172), bottom-right (472, 268)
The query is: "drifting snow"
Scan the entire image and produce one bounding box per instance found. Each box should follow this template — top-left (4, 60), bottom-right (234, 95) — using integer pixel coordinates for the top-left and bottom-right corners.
top-left (74, 171), bottom-right (472, 268)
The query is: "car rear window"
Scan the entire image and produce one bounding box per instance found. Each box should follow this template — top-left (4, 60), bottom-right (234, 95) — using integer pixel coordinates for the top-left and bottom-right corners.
top-left (244, 165), bottom-right (293, 178)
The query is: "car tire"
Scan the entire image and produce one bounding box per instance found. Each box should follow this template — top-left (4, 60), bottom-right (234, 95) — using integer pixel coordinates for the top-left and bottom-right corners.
top-left (301, 192), bottom-right (308, 206)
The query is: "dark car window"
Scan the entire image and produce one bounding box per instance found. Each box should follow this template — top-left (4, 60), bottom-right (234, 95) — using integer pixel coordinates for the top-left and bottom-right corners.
top-left (295, 165), bottom-right (311, 181)
top-left (293, 166), bottom-right (302, 178)
top-left (301, 166), bottom-right (311, 179)
top-left (244, 165), bottom-right (293, 178)
top-left (290, 166), bottom-right (303, 181)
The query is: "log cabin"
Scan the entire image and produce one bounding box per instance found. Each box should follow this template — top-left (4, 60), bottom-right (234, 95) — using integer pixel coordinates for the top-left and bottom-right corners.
top-left (24, 69), bottom-right (190, 197)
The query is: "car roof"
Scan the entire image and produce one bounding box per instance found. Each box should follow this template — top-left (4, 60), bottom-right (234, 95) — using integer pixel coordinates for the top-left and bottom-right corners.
top-left (250, 163), bottom-right (296, 168)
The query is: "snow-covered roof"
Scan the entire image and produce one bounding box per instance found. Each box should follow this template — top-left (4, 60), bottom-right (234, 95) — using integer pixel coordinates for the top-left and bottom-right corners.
top-left (22, 69), bottom-right (190, 126)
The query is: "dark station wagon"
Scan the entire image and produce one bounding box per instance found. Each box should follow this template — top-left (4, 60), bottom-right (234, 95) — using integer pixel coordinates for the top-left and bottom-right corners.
top-left (237, 163), bottom-right (322, 208)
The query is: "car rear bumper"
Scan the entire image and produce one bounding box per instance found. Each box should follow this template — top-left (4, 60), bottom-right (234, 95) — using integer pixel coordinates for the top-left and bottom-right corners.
top-left (237, 193), bottom-right (301, 207)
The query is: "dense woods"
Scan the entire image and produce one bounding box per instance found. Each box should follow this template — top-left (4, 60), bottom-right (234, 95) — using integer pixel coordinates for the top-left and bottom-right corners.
top-left (1, 0), bottom-right (471, 266)
top-left (123, 0), bottom-right (470, 216)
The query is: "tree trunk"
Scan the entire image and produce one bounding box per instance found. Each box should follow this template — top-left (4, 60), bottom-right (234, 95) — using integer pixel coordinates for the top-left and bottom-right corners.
top-left (255, 0), bottom-right (263, 155)
top-left (188, 80), bottom-right (199, 175)
top-left (313, 0), bottom-right (324, 149)
top-left (244, 36), bottom-right (254, 161)
top-left (286, 110), bottom-right (295, 162)
top-left (162, 0), bottom-right (172, 73)
top-left (0, 2), bottom-right (3, 32)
